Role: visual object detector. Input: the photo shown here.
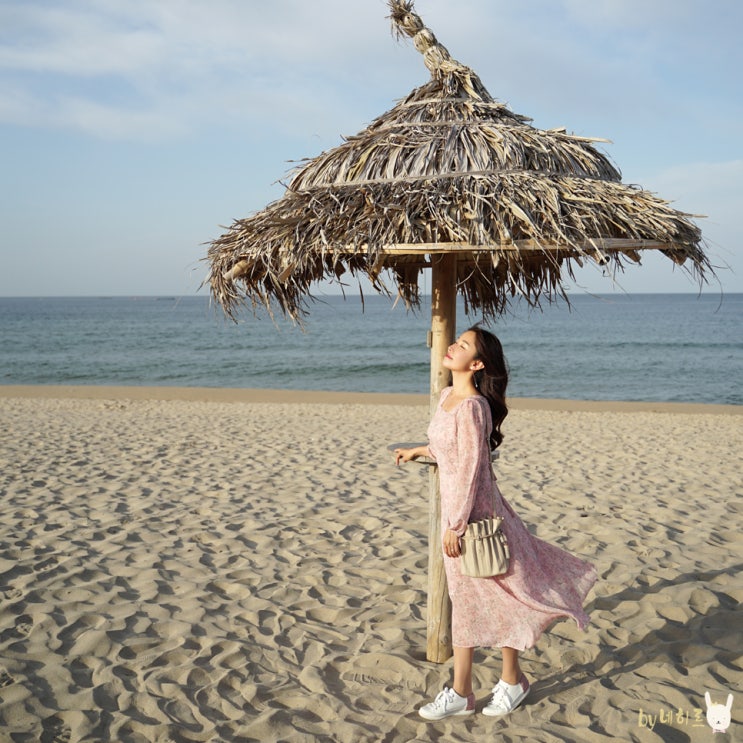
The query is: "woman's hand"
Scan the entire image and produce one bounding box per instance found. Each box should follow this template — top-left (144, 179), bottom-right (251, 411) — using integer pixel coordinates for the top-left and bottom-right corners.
top-left (443, 529), bottom-right (462, 558)
top-left (394, 446), bottom-right (428, 465)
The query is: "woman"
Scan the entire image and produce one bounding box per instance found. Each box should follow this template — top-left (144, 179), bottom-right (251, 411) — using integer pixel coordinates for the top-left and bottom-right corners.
top-left (395, 326), bottom-right (597, 720)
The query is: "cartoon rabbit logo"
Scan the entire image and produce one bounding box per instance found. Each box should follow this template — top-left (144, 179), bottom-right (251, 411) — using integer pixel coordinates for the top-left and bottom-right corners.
top-left (704, 691), bottom-right (733, 734)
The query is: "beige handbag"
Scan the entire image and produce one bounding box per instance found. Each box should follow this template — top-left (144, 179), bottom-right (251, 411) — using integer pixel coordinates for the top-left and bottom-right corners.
top-left (459, 515), bottom-right (510, 577)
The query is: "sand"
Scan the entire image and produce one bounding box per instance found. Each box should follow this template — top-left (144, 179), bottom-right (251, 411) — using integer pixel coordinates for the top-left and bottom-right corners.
top-left (0, 386), bottom-right (740, 742)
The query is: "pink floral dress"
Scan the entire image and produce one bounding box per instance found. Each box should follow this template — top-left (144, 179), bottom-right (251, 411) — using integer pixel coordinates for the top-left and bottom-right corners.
top-left (427, 387), bottom-right (597, 650)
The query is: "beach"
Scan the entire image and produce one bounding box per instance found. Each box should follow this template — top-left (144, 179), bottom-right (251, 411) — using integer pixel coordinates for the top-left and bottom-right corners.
top-left (0, 386), bottom-right (740, 742)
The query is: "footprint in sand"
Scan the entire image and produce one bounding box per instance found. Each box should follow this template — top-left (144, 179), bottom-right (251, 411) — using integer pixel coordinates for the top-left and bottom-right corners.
top-left (2, 587), bottom-right (23, 601)
top-left (34, 554), bottom-right (60, 571)
top-left (339, 652), bottom-right (425, 691)
top-left (13, 614), bottom-right (33, 638)
top-left (69, 657), bottom-right (97, 689)
top-left (57, 614), bottom-right (108, 657)
top-left (40, 714), bottom-right (71, 743)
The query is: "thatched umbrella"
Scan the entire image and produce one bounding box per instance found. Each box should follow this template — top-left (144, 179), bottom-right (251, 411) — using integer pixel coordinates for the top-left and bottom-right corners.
top-left (205, 0), bottom-right (712, 662)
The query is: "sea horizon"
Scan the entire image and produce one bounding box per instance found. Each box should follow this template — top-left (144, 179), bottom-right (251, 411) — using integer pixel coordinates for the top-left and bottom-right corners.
top-left (1, 290), bottom-right (735, 298)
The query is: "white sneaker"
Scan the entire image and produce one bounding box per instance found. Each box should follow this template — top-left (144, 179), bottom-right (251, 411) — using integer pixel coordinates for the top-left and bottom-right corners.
top-left (482, 675), bottom-right (530, 717)
top-left (418, 686), bottom-right (476, 720)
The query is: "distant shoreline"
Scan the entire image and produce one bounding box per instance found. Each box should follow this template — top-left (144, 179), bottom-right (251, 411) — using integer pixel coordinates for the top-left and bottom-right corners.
top-left (1, 384), bottom-right (740, 415)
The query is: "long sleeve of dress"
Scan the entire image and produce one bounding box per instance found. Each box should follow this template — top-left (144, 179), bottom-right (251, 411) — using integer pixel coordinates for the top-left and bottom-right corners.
top-left (447, 400), bottom-right (491, 536)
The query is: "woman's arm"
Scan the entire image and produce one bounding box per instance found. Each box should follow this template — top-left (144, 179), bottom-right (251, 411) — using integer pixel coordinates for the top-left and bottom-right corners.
top-left (447, 401), bottom-right (490, 537)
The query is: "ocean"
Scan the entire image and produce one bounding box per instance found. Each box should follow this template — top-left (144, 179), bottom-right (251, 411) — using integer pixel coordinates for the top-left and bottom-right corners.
top-left (0, 294), bottom-right (740, 405)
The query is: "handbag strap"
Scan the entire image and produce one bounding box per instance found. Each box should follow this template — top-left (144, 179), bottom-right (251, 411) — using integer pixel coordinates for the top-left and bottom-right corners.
top-left (488, 459), bottom-right (500, 519)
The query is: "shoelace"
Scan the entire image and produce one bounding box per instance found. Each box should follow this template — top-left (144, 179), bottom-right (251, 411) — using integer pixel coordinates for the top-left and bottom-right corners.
top-left (488, 684), bottom-right (509, 708)
top-left (431, 687), bottom-right (457, 710)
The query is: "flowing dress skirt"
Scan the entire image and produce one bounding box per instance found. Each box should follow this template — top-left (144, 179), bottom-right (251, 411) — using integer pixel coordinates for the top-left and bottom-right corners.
top-left (444, 484), bottom-right (597, 650)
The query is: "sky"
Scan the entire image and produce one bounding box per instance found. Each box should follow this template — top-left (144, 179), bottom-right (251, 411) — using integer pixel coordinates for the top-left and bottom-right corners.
top-left (0, 0), bottom-right (741, 299)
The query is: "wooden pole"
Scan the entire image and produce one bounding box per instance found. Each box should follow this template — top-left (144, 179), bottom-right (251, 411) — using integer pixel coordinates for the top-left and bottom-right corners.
top-left (426, 253), bottom-right (457, 663)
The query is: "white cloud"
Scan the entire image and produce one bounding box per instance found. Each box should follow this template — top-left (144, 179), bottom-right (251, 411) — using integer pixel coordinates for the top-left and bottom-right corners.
top-left (56, 95), bottom-right (192, 140)
top-left (0, 81), bottom-right (43, 123)
top-left (0, 3), bottom-right (164, 76)
top-left (561, 0), bottom-right (689, 29)
top-left (647, 160), bottom-right (743, 211)
top-left (3, 0), bottom-right (738, 150)
top-left (0, 0), bottom-right (400, 140)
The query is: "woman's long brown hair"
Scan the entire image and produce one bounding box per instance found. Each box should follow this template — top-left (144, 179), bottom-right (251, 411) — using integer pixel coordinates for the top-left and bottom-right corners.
top-left (469, 325), bottom-right (509, 450)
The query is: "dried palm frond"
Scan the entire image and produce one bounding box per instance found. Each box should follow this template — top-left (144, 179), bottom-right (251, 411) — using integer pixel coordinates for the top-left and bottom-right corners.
top-left (206, 0), bottom-right (711, 322)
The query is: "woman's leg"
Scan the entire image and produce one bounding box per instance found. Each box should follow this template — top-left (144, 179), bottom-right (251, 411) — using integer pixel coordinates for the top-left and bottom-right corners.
top-left (452, 646), bottom-right (474, 696)
top-left (418, 646), bottom-right (476, 719)
top-left (501, 647), bottom-right (521, 684)
top-left (482, 646), bottom-right (529, 716)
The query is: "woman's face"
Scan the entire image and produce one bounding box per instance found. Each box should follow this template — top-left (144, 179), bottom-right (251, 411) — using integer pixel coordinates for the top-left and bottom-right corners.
top-left (443, 331), bottom-right (482, 372)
